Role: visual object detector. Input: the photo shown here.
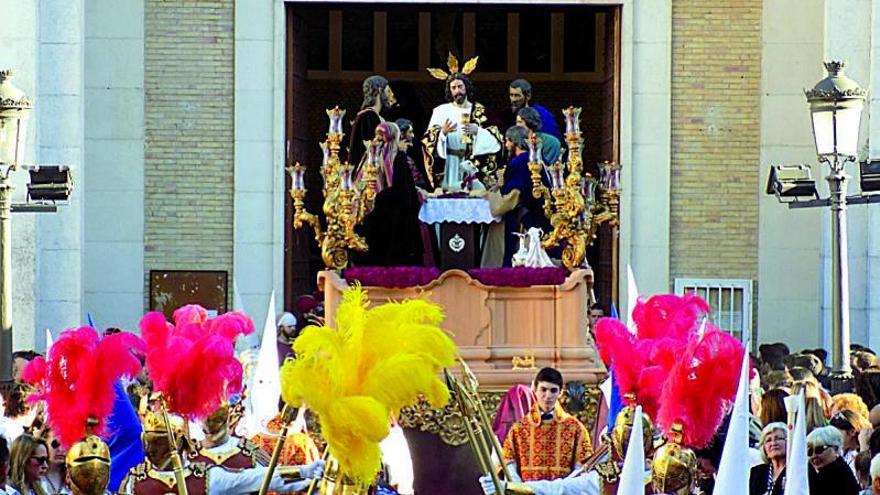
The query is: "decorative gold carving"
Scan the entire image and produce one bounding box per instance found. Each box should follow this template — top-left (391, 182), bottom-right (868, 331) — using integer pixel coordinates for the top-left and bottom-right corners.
top-left (397, 385), bottom-right (602, 447)
top-left (557, 381), bottom-right (603, 435)
top-left (398, 393), bottom-right (503, 447)
top-left (511, 351), bottom-right (537, 370)
top-left (294, 386), bottom-right (603, 448)
top-left (527, 107), bottom-right (621, 271)
top-left (287, 106), bottom-right (379, 270)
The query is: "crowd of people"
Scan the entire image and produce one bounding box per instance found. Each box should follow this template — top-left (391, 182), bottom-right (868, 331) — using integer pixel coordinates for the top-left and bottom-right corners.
top-left (473, 294), bottom-right (880, 495)
top-left (747, 343), bottom-right (880, 495)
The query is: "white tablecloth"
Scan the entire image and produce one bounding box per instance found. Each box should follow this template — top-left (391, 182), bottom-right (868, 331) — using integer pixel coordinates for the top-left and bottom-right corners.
top-left (418, 197), bottom-right (501, 224)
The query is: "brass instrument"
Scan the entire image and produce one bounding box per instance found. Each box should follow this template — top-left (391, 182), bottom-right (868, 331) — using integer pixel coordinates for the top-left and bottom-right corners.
top-left (445, 359), bottom-right (534, 495)
top-left (527, 107), bottom-right (621, 271)
top-left (288, 106), bottom-right (380, 270)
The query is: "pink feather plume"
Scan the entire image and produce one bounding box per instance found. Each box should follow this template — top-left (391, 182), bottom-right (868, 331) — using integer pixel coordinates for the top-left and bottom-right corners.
top-left (656, 327), bottom-right (744, 448)
top-left (594, 293), bottom-right (710, 419)
top-left (632, 293), bottom-right (709, 340)
top-left (594, 317), bottom-right (641, 398)
top-left (140, 305), bottom-right (253, 419)
top-left (23, 327), bottom-right (144, 448)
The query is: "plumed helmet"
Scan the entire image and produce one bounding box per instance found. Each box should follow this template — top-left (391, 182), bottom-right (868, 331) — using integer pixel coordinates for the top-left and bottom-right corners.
top-left (142, 410), bottom-right (186, 435)
top-left (66, 433), bottom-right (111, 495)
top-left (202, 402), bottom-right (231, 437)
top-left (651, 424), bottom-right (697, 494)
top-left (611, 399), bottom-right (656, 459)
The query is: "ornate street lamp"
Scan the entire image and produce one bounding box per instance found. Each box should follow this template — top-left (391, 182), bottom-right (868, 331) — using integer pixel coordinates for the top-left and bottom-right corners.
top-left (0, 70), bottom-right (30, 168)
top-left (804, 61), bottom-right (867, 377)
top-left (0, 70), bottom-right (32, 381)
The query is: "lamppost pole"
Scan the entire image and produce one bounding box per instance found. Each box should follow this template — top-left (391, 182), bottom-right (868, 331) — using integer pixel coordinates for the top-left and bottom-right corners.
top-left (804, 60), bottom-right (866, 380)
top-left (827, 153), bottom-right (852, 374)
top-left (0, 178), bottom-right (11, 381)
top-left (0, 69), bottom-right (32, 382)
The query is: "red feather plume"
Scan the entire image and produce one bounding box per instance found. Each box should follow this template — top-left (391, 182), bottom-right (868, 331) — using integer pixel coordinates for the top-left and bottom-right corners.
top-left (140, 306), bottom-right (254, 419)
top-left (656, 326), bottom-right (743, 448)
top-left (594, 293), bottom-right (710, 419)
top-left (632, 293), bottom-right (709, 341)
top-left (22, 327), bottom-right (144, 448)
top-left (594, 317), bottom-right (641, 398)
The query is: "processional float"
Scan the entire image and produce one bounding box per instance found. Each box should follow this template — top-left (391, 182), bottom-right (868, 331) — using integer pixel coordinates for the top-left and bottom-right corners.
top-left (290, 105), bottom-right (620, 272)
top-left (287, 102), bottom-right (618, 494)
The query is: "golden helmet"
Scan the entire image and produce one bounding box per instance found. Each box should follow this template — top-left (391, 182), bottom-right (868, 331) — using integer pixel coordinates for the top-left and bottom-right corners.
top-left (610, 401), bottom-right (656, 460)
top-left (651, 425), bottom-right (697, 495)
top-left (65, 434), bottom-right (111, 495)
top-left (143, 410), bottom-right (186, 436)
top-left (203, 403), bottom-right (230, 437)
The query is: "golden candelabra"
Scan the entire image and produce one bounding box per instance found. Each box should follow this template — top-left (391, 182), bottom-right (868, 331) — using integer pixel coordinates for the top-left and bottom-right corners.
top-left (287, 106), bottom-right (379, 270)
top-left (527, 106), bottom-right (621, 271)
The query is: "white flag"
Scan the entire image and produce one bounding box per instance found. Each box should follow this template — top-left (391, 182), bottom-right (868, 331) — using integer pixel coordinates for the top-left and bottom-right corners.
top-left (45, 328), bottom-right (54, 354)
top-left (626, 264), bottom-right (639, 334)
top-left (783, 391), bottom-right (809, 495)
top-left (232, 278), bottom-right (246, 312)
top-left (713, 348), bottom-right (751, 494)
top-left (617, 405), bottom-right (646, 495)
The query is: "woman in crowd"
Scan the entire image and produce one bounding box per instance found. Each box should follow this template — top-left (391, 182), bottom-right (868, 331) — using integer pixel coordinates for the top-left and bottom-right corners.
top-left (793, 381), bottom-right (828, 433)
top-left (761, 389), bottom-right (789, 426)
top-left (39, 429), bottom-right (68, 495)
top-left (9, 434), bottom-right (49, 495)
top-left (832, 393), bottom-right (871, 420)
top-left (749, 422), bottom-right (787, 495)
top-left (831, 409), bottom-right (873, 476)
top-left (806, 425), bottom-right (861, 495)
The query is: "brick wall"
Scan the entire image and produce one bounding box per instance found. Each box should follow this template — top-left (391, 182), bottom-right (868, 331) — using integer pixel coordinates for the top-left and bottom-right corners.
top-left (670, 1), bottom-right (761, 283)
top-left (144, 0), bottom-right (235, 307)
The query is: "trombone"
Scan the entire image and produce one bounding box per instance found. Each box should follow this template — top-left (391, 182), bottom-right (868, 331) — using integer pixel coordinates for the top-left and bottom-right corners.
top-left (445, 358), bottom-right (532, 495)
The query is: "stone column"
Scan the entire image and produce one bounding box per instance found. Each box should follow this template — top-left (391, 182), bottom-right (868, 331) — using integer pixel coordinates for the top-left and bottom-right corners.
top-left (868, 0), bottom-right (880, 351)
top-left (35, 0), bottom-right (84, 344)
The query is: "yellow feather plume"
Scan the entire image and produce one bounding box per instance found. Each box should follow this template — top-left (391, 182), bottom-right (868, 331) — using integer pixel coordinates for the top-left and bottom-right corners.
top-left (280, 286), bottom-right (458, 486)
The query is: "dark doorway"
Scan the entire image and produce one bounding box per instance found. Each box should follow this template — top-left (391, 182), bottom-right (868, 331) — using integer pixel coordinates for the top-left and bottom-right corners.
top-left (284, 3), bottom-right (621, 314)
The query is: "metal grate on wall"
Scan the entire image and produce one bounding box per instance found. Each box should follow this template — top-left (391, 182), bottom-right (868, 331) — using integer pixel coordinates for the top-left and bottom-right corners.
top-left (673, 278), bottom-right (753, 345)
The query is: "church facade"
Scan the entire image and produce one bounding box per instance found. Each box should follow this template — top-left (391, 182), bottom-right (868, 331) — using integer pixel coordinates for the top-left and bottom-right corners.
top-left (2, 0), bottom-right (877, 354)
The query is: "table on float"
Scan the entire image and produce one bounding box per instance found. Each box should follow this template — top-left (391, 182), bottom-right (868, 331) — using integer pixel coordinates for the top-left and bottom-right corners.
top-left (418, 196), bottom-right (501, 270)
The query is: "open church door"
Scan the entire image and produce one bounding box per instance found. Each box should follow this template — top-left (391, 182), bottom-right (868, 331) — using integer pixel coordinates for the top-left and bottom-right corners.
top-left (285, 8), bottom-right (314, 310)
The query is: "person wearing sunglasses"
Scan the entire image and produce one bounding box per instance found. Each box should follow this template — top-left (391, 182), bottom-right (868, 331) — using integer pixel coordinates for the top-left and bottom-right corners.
top-left (39, 431), bottom-right (69, 495)
top-left (9, 434), bottom-right (49, 495)
top-left (749, 422), bottom-right (787, 495)
top-left (806, 426), bottom-right (860, 495)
